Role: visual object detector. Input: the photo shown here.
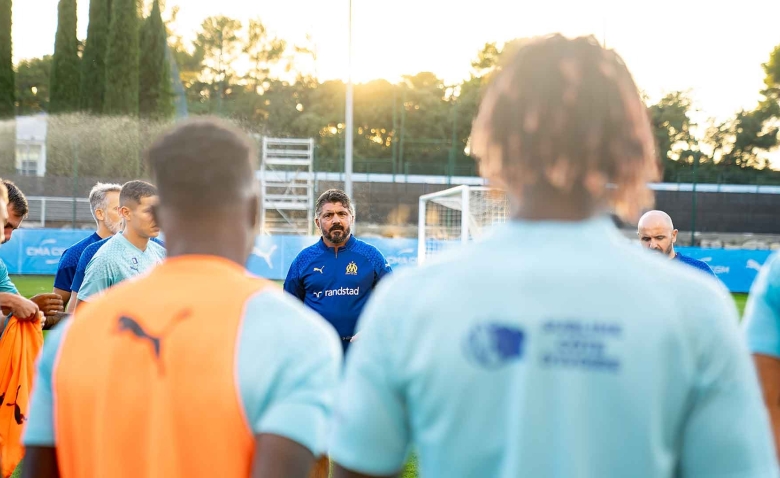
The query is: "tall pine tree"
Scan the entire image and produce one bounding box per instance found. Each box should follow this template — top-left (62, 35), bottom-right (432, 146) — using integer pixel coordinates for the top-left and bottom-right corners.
top-left (80, 0), bottom-right (111, 113)
top-left (104, 0), bottom-right (139, 115)
top-left (0, 0), bottom-right (14, 118)
top-left (49, 0), bottom-right (81, 113)
top-left (139, 0), bottom-right (173, 119)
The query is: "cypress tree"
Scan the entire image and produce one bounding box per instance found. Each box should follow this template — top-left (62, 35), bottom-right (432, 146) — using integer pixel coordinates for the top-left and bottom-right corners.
top-left (49, 0), bottom-right (81, 113)
top-left (0, 0), bottom-right (14, 118)
top-left (80, 0), bottom-right (112, 113)
top-left (139, 0), bottom-right (173, 119)
top-left (104, 0), bottom-right (139, 115)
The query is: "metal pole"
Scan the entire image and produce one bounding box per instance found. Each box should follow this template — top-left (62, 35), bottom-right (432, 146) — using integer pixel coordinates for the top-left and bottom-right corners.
top-left (447, 87), bottom-right (458, 184)
top-left (344, 0), bottom-right (354, 198)
top-left (391, 86), bottom-right (397, 179)
top-left (690, 153), bottom-right (698, 245)
top-left (71, 138), bottom-right (79, 229)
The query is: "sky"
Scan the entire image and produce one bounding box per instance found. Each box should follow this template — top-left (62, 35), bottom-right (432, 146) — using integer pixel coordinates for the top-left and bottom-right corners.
top-left (11, 0), bottom-right (780, 162)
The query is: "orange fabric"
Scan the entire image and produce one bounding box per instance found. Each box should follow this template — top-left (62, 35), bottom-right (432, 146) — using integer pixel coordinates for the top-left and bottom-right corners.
top-left (53, 257), bottom-right (273, 478)
top-left (0, 314), bottom-right (44, 478)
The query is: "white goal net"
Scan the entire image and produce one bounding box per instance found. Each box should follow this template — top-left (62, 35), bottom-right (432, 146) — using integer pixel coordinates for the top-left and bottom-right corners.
top-left (417, 185), bottom-right (509, 264)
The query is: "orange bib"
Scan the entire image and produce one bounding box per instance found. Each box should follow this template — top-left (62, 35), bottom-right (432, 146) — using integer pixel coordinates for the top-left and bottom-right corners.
top-left (0, 315), bottom-right (44, 477)
top-left (53, 257), bottom-right (272, 478)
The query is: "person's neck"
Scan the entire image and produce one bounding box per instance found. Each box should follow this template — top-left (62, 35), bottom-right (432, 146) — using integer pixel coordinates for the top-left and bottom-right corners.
top-left (122, 229), bottom-right (150, 252)
top-left (668, 248), bottom-right (677, 260)
top-left (322, 234), bottom-right (351, 249)
top-left (96, 224), bottom-right (115, 239)
top-left (164, 222), bottom-right (250, 267)
top-left (513, 204), bottom-right (596, 222)
top-left (511, 189), bottom-right (599, 222)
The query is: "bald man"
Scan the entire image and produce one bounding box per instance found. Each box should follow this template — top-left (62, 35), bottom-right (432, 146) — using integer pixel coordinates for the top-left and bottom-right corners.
top-left (637, 210), bottom-right (716, 277)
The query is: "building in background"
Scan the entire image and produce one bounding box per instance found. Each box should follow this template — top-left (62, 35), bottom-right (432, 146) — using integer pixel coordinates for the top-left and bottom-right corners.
top-left (15, 114), bottom-right (48, 177)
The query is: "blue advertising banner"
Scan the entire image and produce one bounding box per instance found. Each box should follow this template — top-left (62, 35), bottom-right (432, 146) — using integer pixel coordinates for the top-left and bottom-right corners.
top-left (0, 229), bottom-right (774, 293)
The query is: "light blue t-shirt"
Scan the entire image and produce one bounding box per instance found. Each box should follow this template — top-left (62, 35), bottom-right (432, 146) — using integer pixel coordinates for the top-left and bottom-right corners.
top-left (744, 252), bottom-right (780, 358)
top-left (24, 287), bottom-right (343, 456)
top-left (79, 234), bottom-right (166, 302)
top-left (330, 216), bottom-right (778, 478)
top-left (0, 259), bottom-right (18, 294)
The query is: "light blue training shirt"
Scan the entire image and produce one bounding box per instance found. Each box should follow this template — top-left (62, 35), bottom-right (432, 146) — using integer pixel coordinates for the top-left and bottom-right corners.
top-left (78, 233), bottom-right (166, 302)
top-left (744, 251), bottom-right (780, 359)
top-left (25, 282), bottom-right (343, 456)
top-left (330, 216), bottom-right (778, 478)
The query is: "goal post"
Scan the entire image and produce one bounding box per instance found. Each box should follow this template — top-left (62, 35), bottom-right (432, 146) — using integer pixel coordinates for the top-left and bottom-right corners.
top-left (417, 185), bottom-right (509, 264)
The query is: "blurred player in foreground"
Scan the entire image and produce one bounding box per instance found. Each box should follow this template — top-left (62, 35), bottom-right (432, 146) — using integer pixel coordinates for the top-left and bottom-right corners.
top-left (743, 252), bottom-right (780, 460)
top-left (0, 180), bottom-right (63, 327)
top-left (329, 34), bottom-right (777, 478)
top-left (52, 183), bottom-right (122, 308)
top-left (284, 189), bottom-right (392, 352)
top-left (22, 117), bottom-right (342, 478)
top-left (637, 209), bottom-right (716, 277)
top-left (75, 180), bottom-right (165, 306)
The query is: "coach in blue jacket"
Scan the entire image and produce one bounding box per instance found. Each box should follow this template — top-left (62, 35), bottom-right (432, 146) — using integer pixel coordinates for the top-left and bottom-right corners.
top-left (284, 189), bottom-right (392, 352)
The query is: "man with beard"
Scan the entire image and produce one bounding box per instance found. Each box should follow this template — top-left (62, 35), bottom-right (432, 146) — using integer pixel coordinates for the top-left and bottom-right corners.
top-left (637, 210), bottom-right (716, 277)
top-left (53, 183), bottom-right (123, 308)
top-left (284, 189), bottom-right (392, 352)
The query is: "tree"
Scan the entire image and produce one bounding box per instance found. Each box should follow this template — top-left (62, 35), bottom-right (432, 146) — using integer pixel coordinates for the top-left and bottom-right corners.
top-left (705, 44), bottom-right (780, 172)
top-left (707, 106), bottom-right (779, 170)
top-left (139, 0), bottom-right (173, 119)
top-left (0, 0), bottom-right (14, 118)
top-left (104, 0), bottom-right (140, 115)
top-left (243, 18), bottom-right (286, 92)
top-left (191, 15), bottom-right (242, 114)
top-left (15, 56), bottom-right (52, 115)
top-left (646, 91), bottom-right (702, 180)
top-left (79, 0), bottom-right (111, 113)
top-left (49, 0), bottom-right (81, 113)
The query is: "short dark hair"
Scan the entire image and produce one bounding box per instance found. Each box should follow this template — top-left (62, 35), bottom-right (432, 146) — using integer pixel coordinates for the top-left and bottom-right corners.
top-left (470, 34), bottom-right (658, 221)
top-left (120, 180), bottom-right (157, 208)
top-left (145, 117), bottom-right (257, 214)
top-left (2, 180), bottom-right (28, 217)
top-left (315, 189), bottom-right (355, 217)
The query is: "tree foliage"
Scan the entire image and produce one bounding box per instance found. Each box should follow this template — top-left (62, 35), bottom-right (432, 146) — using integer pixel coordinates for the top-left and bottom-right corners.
top-left (49, 0), bottom-right (80, 114)
top-left (104, 0), bottom-right (139, 116)
top-left (0, 0), bottom-right (14, 118)
top-left (139, 0), bottom-right (173, 119)
top-left (79, 0), bottom-right (111, 113)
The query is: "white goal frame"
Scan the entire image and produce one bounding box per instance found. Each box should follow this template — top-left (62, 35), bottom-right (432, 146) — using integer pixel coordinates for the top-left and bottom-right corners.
top-left (417, 185), bottom-right (508, 265)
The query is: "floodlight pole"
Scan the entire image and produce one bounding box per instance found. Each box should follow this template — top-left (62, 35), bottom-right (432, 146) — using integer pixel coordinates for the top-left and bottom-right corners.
top-left (344, 0), bottom-right (354, 199)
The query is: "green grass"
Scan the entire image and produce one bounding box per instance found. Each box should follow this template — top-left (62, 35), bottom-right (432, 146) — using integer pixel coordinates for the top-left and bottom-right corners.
top-left (4, 277), bottom-right (751, 477)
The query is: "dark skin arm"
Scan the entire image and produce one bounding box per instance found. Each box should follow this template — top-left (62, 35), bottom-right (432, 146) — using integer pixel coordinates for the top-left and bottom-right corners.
top-left (21, 447), bottom-right (59, 478)
top-left (754, 353), bottom-right (780, 461)
top-left (252, 434), bottom-right (325, 478)
top-left (52, 288), bottom-right (71, 308)
top-left (332, 464), bottom-right (398, 478)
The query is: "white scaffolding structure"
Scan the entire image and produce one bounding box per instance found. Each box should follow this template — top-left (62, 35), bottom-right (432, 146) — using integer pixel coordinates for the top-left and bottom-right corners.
top-left (259, 137), bottom-right (315, 235)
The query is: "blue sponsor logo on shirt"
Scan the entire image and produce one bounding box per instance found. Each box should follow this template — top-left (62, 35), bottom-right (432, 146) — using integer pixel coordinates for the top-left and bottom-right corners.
top-left (464, 323), bottom-right (525, 369)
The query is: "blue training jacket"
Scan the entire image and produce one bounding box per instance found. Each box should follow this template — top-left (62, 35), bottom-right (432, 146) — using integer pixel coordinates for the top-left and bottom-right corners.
top-left (283, 235), bottom-right (392, 340)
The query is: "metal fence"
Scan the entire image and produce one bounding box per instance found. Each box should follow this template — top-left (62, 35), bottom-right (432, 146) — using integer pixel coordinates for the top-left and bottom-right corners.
top-left (23, 196), bottom-right (93, 228)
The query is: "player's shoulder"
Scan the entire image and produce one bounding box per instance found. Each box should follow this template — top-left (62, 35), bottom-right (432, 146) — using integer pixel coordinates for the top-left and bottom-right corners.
top-left (350, 237), bottom-right (387, 265)
top-left (148, 240), bottom-right (166, 256)
top-left (291, 240), bottom-right (325, 268)
top-left (83, 237), bottom-right (110, 256)
top-left (756, 251), bottom-right (780, 285)
top-left (242, 288), bottom-right (342, 355)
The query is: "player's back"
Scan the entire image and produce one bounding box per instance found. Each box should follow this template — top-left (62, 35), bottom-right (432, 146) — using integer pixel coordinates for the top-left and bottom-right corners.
top-left (332, 216), bottom-right (777, 478)
top-left (50, 255), bottom-right (342, 478)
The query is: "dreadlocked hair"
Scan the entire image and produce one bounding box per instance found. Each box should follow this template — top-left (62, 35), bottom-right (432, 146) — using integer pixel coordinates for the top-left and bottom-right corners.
top-left (469, 34), bottom-right (659, 222)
